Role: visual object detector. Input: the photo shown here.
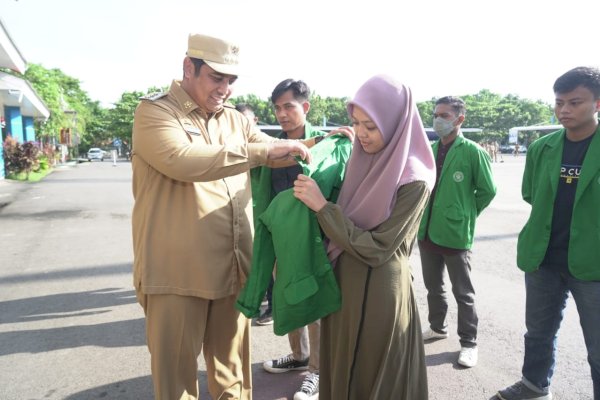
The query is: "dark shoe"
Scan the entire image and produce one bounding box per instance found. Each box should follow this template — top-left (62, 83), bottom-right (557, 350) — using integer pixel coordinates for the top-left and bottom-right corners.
top-left (256, 309), bottom-right (273, 326)
top-left (263, 354), bottom-right (309, 373)
top-left (497, 381), bottom-right (552, 400)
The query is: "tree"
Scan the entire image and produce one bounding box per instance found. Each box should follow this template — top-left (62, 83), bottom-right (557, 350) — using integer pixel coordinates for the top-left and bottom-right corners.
top-left (79, 101), bottom-right (110, 151)
top-left (23, 64), bottom-right (93, 148)
top-left (106, 86), bottom-right (167, 145)
top-left (415, 90), bottom-right (553, 143)
top-left (230, 93), bottom-right (351, 128)
top-left (16, 63), bottom-right (557, 150)
top-left (462, 90), bottom-right (552, 140)
top-left (229, 94), bottom-right (276, 125)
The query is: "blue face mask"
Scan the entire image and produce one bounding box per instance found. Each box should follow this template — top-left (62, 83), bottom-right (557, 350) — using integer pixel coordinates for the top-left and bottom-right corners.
top-left (433, 116), bottom-right (457, 138)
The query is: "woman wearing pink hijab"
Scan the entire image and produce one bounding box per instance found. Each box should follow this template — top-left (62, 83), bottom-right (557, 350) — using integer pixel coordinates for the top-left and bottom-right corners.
top-left (294, 75), bottom-right (436, 400)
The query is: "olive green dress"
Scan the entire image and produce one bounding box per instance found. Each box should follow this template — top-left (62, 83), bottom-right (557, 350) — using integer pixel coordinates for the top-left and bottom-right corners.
top-left (315, 181), bottom-right (430, 400)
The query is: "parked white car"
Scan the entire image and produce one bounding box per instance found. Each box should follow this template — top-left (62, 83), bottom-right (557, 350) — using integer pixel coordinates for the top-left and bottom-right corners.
top-left (87, 148), bottom-right (104, 161)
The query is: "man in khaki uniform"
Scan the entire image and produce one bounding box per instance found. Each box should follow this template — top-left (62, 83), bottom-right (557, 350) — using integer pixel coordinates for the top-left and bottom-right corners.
top-left (131, 33), bottom-right (311, 400)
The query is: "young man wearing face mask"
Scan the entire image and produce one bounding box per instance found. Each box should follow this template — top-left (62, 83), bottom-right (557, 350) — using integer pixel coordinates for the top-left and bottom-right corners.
top-left (416, 96), bottom-right (496, 368)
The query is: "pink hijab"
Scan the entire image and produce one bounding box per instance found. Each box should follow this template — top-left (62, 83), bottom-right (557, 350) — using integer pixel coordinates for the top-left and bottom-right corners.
top-left (327, 75), bottom-right (436, 263)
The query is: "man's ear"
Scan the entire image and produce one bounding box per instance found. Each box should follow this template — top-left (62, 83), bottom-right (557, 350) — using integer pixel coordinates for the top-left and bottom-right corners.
top-left (303, 101), bottom-right (311, 115)
top-left (595, 98), bottom-right (600, 112)
top-left (457, 114), bottom-right (466, 125)
top-left (183, 57), bottom-right (194, 79)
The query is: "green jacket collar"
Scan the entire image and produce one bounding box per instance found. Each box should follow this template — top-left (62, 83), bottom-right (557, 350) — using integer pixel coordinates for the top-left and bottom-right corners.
top-left (276, 122), bottom-right (323, 139)
top-left (433, 134), bottom-right (466, 180)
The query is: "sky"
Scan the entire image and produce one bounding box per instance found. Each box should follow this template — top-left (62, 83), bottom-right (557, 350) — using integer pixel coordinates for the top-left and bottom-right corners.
top-left (1, 0), bottom-right (598, 109)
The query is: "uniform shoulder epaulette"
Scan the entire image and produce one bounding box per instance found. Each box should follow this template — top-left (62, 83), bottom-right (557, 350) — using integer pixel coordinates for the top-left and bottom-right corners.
top-left (140, 92), bottom-right (167, 101)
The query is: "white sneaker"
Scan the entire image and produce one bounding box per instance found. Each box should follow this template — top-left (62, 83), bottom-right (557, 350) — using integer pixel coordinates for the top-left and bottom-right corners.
top-left (422, 328), bottom-right (449, 341)
top-left (457, 347), bottom-right (478, 368)
top-left (294, 372), bottom-right (319, 400)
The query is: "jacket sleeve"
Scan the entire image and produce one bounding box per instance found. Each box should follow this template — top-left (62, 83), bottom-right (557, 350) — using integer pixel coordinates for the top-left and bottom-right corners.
top-left (473, 147), bottom-right (497, 215)
top-left (521, 145), bottom-right (536, 205)
top-left (235, 214), bottom-right (276, 318)
top-left (316, 181), bottom-right (430, 267)
top-left (133, 101), bottom-right (269, 182)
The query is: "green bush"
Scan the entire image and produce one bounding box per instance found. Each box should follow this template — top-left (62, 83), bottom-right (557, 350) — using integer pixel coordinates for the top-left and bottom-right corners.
top-left (37, 155), bottom-right (50, 171)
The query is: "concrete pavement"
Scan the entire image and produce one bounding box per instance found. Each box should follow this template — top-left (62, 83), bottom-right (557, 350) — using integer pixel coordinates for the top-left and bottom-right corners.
top-left (0, 155), bottom-right (593, 399)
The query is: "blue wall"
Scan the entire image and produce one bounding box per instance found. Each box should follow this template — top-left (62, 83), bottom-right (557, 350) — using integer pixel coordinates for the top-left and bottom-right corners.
top-left (23, 116), bottom-right (35, 142)
top-left (0, 143), bottom-right (4, 178)
top-left (4, 106), bottom-right (24, 143)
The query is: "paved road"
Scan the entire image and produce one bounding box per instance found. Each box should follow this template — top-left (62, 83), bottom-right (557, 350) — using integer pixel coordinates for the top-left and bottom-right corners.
top-left (0, 156), bottom-right (593, 399)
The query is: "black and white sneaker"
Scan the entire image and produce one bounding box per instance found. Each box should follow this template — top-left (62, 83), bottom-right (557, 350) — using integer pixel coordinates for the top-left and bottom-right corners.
top-left (263, 354), bottom-right (309, 374)
top-left (294, 372), bottom-right (319, 400)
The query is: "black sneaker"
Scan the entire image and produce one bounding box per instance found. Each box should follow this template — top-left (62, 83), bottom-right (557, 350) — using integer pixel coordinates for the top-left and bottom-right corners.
top-left (497, 381), bottom-right (552, 400)
top-left (263, 354), bottom-right (309, 373)
top-left (294, 372), bottom-right (319, 400)
top-left (256, 309), bottom-right (273, 326)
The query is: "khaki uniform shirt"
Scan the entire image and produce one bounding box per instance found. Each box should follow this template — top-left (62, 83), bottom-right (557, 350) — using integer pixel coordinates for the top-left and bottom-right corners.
top-left (131, 80), bottom-right (275, 299)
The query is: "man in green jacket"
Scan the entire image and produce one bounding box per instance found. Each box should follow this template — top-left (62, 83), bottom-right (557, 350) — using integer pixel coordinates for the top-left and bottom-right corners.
top-left (417, 96), bottom-right (496, 368)
top-left (253, 79), bottom-right (325, 400)
top-left (497, 67), bottom-right (600, 400)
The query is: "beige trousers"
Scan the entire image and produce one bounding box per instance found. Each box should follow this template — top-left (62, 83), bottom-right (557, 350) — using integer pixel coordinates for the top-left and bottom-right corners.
top-left (138, 292), bottom-right (251, 400)
top-left (288, 320), bottom-right (320, 373)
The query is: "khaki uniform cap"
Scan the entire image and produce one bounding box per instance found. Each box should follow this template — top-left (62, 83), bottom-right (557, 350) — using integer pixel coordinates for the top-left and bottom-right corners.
top-left (187, 33), bottom-right (240, 76)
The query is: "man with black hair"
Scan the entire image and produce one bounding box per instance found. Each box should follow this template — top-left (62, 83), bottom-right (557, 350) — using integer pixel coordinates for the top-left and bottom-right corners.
top-left (255, 79), bottom-right (353, 400)
top-left (254, 79), bottom-right (324, 400)
top-left (417, 96), bottom-right (496, 369)
top-left (497, 66), bottom-right (600, 400)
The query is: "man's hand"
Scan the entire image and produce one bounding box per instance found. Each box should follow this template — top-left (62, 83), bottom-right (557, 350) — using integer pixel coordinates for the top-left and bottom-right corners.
top-left (326, 126), bottom-right (355, 143)
top-left (267, 141), bottom-right (312, 164)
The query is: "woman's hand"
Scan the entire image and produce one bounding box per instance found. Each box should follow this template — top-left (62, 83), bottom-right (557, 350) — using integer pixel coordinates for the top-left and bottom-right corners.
top-left (326, 126), bottom-right (355, 143)
top-left (293, 174), bottom-right (328, 212)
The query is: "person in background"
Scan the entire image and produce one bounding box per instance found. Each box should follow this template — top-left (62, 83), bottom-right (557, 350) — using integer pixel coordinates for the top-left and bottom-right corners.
top-left (131, 33), bottom-right (310, 400)
top-left (497, 66), bottom-right (600, 400)
top-left (293, 75), bottom-right (436, 399)
top-left (492, 140), bottom-right (501, 163)
top-left (235, 103), bottom-right (258, 127)
top-left (417, 96), bottom-right (496, 368)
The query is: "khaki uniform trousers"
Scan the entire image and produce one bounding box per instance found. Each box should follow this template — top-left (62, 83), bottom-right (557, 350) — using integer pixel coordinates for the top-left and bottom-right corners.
top-left (138, 292), bottom-right (251, 400)
top-left (273, 262), bottom-right (320, 373)
top-left (289, 320), bottom-right (320, 373)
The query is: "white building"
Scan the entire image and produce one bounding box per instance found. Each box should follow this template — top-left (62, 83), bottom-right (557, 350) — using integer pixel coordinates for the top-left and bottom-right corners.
top-left (0, 17), bottom-right (50, 178)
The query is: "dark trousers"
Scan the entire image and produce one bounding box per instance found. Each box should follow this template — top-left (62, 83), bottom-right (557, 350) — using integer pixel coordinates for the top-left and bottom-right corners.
top-left (419, 243), bottom-right (478, 348)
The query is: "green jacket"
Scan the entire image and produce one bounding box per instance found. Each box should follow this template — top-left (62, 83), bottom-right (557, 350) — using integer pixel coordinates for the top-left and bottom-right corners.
top-left (237, 135), bottom-right (352, 335)
top-left (417, 135), bottom-right (496, 249)
top-left (250, 122), bottom-right (325, 227)
top-left (517, 126), bottom-right (600, 280)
